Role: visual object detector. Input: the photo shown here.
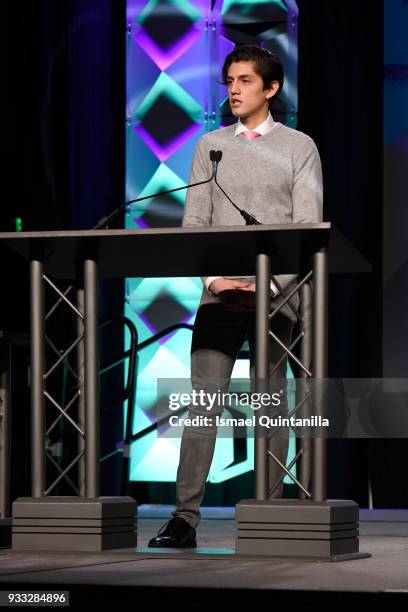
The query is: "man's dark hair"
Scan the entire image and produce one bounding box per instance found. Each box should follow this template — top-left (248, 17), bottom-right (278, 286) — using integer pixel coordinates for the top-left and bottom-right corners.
top-left (221, 45), bottom-right (284, 97)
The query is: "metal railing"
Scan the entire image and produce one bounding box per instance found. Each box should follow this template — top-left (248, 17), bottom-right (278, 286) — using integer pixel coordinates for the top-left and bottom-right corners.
top-left (100, 322), bottom-right (194, 495)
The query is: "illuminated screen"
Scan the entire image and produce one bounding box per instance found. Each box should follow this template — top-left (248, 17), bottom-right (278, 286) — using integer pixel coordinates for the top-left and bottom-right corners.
top-left (125, 0), bottom-right (298, 486)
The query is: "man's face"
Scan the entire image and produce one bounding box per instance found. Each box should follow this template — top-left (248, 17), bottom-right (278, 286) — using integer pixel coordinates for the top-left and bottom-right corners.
top-left (226, 60), bottom-right (276, 121)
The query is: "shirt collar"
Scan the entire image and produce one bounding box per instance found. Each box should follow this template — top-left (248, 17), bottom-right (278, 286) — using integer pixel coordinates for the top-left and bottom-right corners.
top-left (234, 112), bottom-right (275, 137)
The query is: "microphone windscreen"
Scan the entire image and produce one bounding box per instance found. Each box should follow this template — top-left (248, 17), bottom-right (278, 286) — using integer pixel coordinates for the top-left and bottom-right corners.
top-left (214, 150), bottom-right (222, 162)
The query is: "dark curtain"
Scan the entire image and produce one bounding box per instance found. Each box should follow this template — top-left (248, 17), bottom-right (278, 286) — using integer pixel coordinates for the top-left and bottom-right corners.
top-left (296, 0), bottom-right (384, 505)
top-left (1, 0), bottom-right (126, 500)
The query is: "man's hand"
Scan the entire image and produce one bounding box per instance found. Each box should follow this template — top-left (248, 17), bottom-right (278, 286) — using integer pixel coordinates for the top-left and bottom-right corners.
top-left (235, 282), bottom-right (256, 311)
top-left (209, 279), bottom-right (257, 312)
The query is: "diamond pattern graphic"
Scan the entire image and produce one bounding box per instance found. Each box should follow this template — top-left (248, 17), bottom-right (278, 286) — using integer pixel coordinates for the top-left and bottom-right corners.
top-left (139, 192), bottom-right (184, 228)
top-left (132, 72), bottom-right (203, 161)
top-left (133, 0), bottom-right (204, 70)
top-left (142, 291), bottom-right (191, 336)
top-left (143, 5), bottom-right (193, 49)
top-left (126, 0), bottom-right (298, 485)
top-left (128, 163), bottom-right (187, 227)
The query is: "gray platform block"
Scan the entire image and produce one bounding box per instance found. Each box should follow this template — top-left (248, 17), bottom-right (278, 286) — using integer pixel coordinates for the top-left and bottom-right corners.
top-left (235, 499), bottom-right (360, 558)
top-left (12, 496), bottom-right (137, 552)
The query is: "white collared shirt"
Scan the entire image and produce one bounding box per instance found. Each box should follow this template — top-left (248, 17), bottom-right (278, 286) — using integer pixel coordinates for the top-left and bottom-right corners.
top-left (234, 111), bottom-right (276, 137)
top-left (206, 112), bottom-right (279, 296)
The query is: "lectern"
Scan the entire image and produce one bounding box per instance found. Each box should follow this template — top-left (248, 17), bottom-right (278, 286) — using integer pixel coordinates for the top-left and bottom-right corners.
top-left (0, 223), bottom-right (369, 555)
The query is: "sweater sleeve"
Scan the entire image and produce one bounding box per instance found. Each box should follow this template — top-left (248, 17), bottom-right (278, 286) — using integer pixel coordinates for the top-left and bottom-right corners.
top-left (292, 137), bottom-right (323, 223)
top-left (182, 136), bottom-right (213, 287)
top-left (270, 137), bottom-right (323, 313)
top-left (182, 137), bottom-right (213, 227)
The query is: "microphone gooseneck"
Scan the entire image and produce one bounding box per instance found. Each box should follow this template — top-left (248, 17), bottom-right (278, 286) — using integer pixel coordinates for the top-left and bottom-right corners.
top-left (95, 147), bottom-right (261, 230)
top-left (94, 162), bottom-right (217, 230)
top-left (210, 150), bottom-right (297, 314)
top-left (211, 149), bottom-right (261, 225)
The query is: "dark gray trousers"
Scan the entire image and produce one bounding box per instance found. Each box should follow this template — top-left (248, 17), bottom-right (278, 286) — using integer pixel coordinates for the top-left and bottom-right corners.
top-left (172, 303), bottom-right (293, 528)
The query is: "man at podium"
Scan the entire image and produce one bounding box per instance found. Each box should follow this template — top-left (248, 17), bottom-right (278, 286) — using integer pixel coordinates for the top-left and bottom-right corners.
top-left (149, 45), bottom-right (323, 548)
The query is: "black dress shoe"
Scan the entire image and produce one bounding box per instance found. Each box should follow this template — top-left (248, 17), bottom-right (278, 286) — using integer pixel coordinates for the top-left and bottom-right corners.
top-left (148, 517), bottom-right (197, 548)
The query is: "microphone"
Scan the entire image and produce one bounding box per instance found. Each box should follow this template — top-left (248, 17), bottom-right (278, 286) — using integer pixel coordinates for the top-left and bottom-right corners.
top-left (210, 150), bottom-right (262, 226)
top-left (93, 161), bottom-right (218, 230)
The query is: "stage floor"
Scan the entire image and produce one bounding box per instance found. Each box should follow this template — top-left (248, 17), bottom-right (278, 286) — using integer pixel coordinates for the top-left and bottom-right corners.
top-left (0, 507), bottom-right (407, 606)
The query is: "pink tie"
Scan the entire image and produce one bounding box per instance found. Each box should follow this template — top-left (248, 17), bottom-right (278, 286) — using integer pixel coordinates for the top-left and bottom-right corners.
top-left (241, 130), bottom-right (261, 140)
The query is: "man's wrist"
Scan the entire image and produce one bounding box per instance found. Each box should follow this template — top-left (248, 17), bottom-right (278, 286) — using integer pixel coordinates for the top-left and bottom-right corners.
top-left (205, 276), bottom-right (223, 294)
top-left (206, 277), bottom-right (280, 297)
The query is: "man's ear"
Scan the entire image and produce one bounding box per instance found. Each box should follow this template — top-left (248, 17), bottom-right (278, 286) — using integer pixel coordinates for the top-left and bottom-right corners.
top-left (266, 80), bottom-right (280, 100)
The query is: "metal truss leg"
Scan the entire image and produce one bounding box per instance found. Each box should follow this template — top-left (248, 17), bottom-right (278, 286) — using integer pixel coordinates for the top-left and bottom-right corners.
top-left (84, 259), bottom-right (100, 498)
top-left (77, 286), bottom-right (85, 497)
top-left (312, 249), bottom-right (328, 501)
top-left (0, 338), bottom-right (11, 518)
top-left (297, 281), bottom-right (313, 499)
top-left (12, 258), bottom-right (139, 553)
top-left (30, 260), bottom-right (46, 498)
top-left (236, 249), bottom-right (366, 560)
top-left (255, 253), bottom-right (270, 501)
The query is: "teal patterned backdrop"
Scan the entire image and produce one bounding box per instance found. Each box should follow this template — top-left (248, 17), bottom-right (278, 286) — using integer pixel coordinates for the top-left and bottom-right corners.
top-left (125, 0), bottom-right (298, 484)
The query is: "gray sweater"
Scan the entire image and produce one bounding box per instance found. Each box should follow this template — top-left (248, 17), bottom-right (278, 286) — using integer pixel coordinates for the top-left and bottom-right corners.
top-left (182, 122), bottom-right (323, 321)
